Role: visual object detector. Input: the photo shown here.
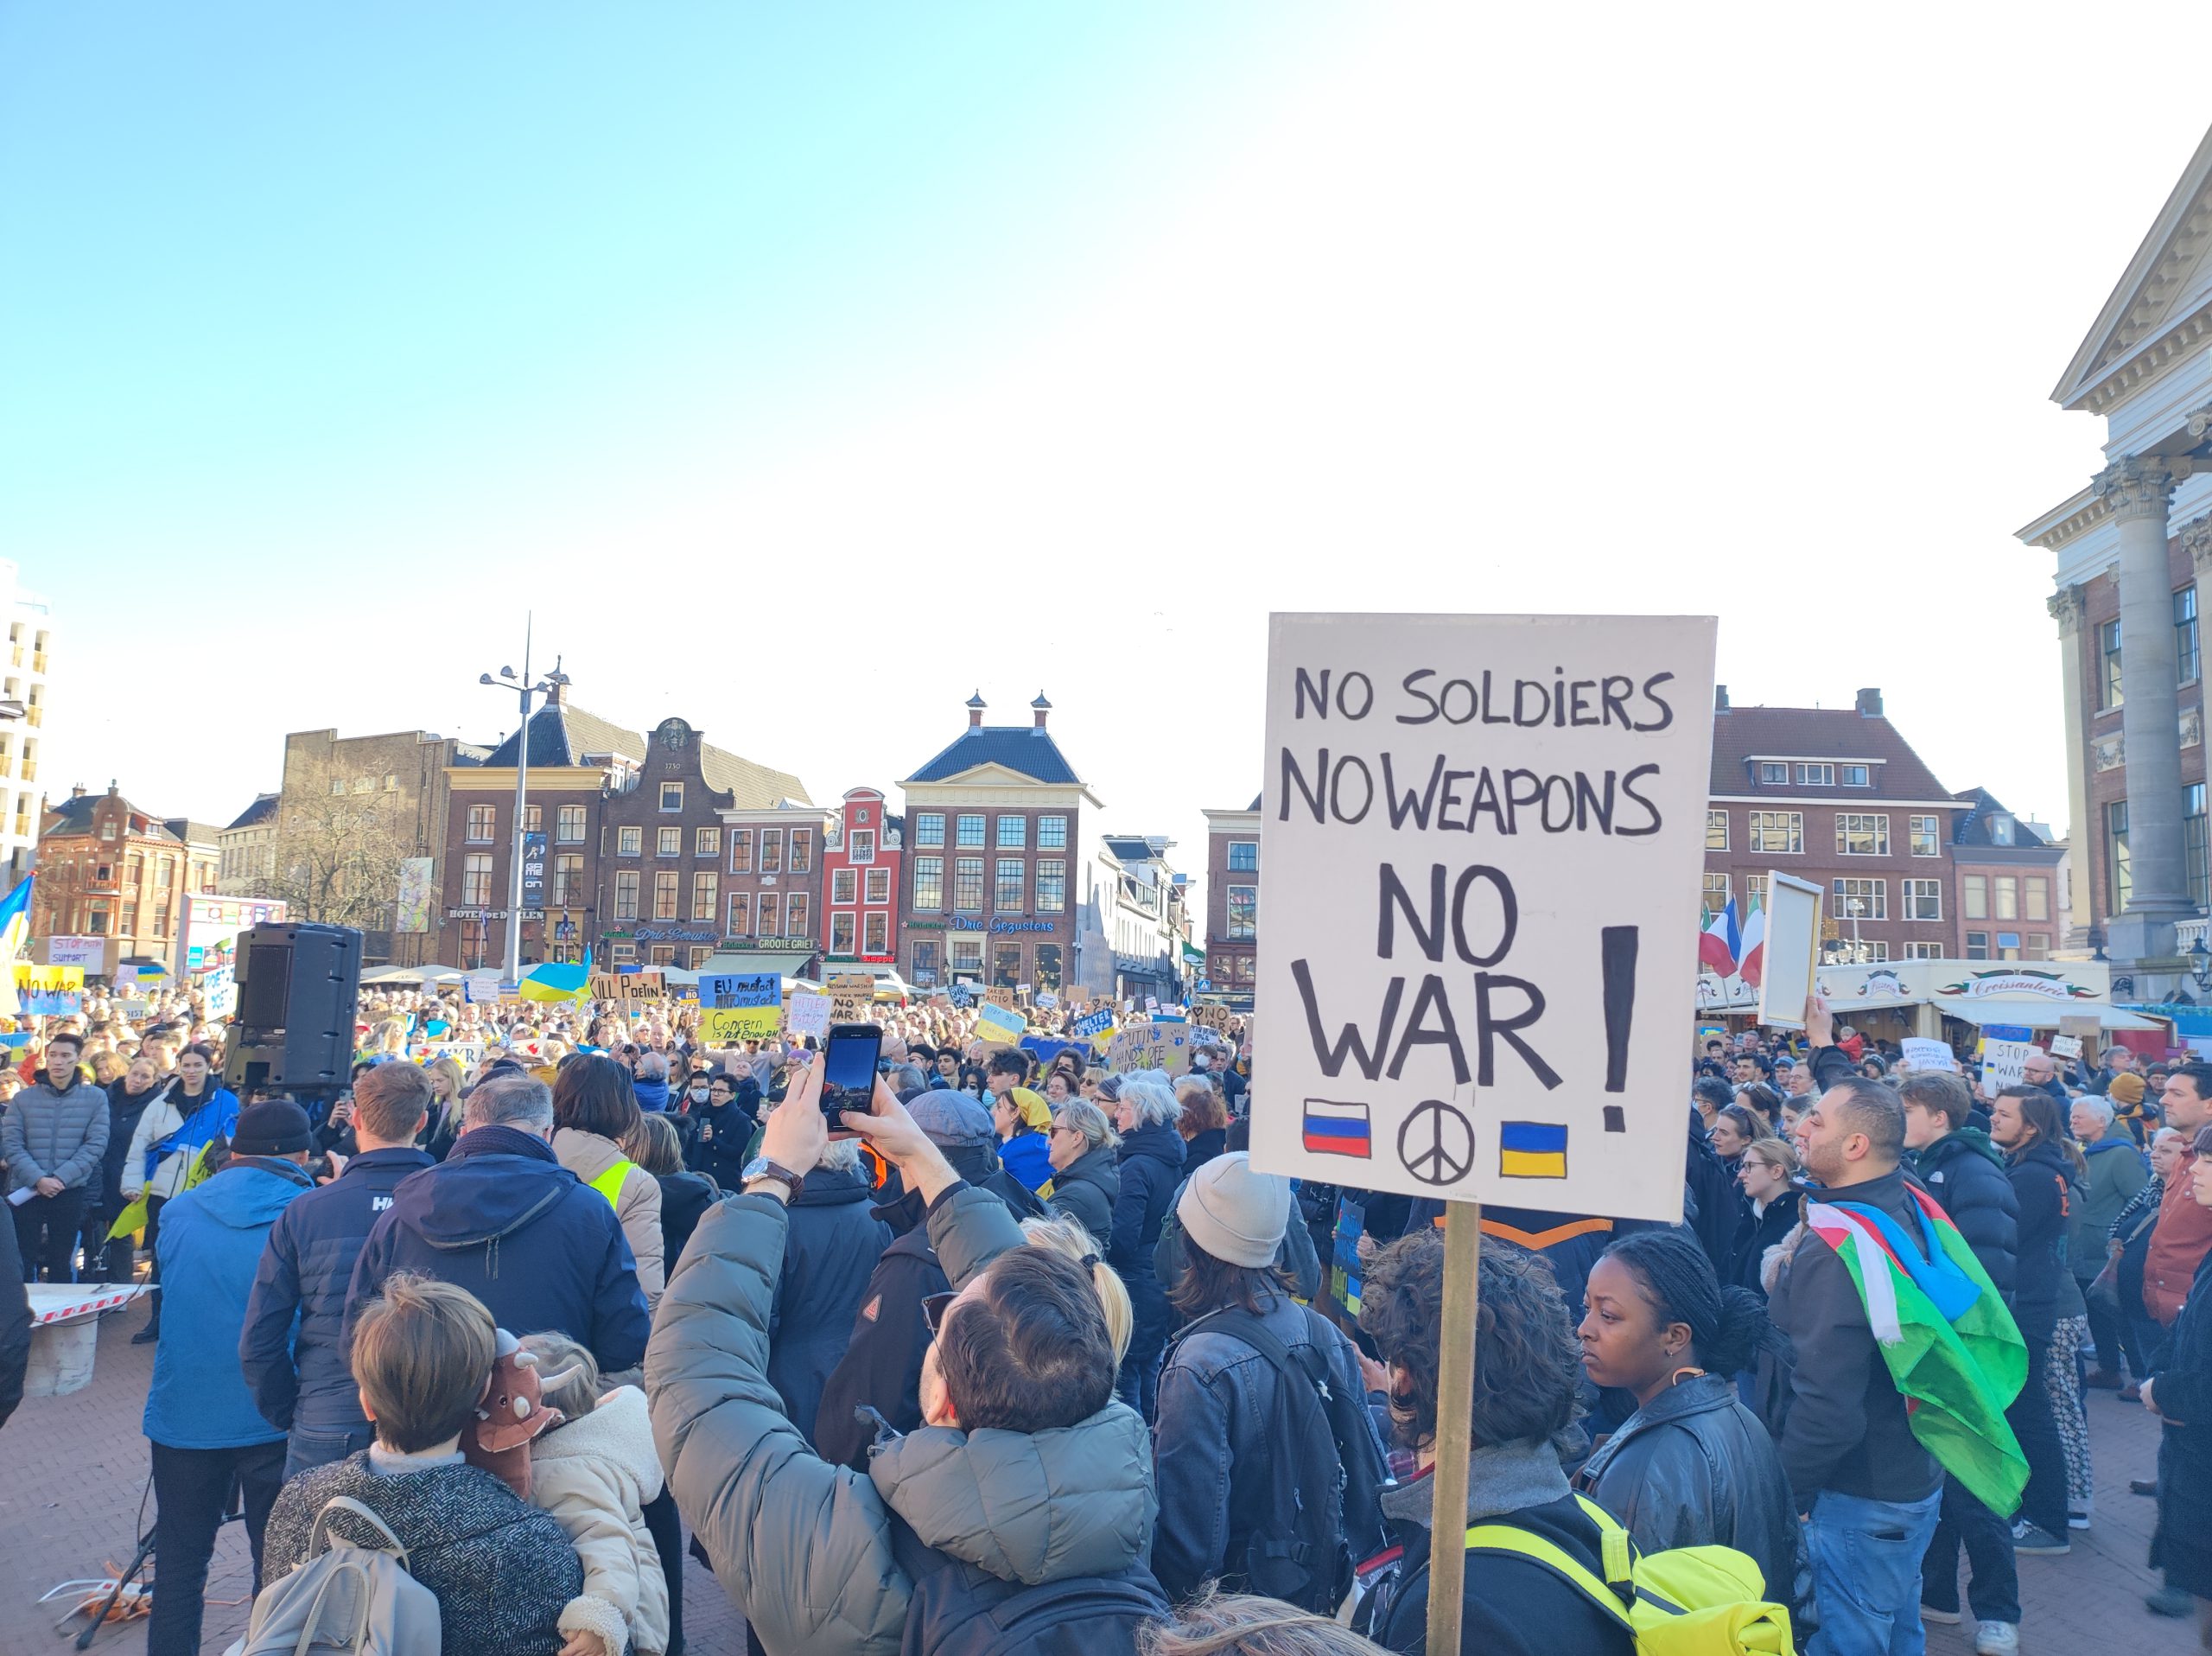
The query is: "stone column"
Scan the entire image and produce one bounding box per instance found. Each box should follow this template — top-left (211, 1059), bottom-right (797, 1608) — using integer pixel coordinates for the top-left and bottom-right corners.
top-left (2048, 583), bottom-right (2096, 952)
top-left (2094, 455), bottom-right (2194, 965)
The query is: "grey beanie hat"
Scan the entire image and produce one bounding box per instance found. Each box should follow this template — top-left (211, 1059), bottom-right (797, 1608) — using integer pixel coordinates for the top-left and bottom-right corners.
top-left (1176, 1151), bottom-right (1292, 1268)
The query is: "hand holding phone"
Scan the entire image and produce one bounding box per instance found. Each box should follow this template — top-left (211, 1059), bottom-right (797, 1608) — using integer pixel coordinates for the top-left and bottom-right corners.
top-left (820, 1024), bottom-right (883, 1135)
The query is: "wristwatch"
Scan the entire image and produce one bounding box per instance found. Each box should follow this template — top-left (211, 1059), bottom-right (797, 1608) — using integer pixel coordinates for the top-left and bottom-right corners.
top-left (741, 1156), bottom-right (806, 1202)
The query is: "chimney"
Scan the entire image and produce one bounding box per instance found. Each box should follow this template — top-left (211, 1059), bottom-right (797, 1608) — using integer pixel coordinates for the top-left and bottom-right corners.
top-left (966, 690), bottom-right (987, 729)
top-left (108, 779), bottom-right (120, 796)
top-left (71, 782), bottom-right (86, 799)
top-left (1714, 684), bottom-right (1730, 714)
top-left (1031, 691), bottom-right (1052, 729)
top-left (1855, 687), bottom-right (1884, 717)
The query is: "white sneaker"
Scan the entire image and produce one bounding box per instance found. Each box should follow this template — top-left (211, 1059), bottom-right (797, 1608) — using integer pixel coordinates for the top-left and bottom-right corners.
top-left (1974, 1621), bottom-right (2019, 1656)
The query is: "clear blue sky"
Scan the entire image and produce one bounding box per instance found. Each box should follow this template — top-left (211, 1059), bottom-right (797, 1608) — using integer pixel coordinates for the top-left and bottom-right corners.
top-left (4, 5), bottom-right (2205, 876)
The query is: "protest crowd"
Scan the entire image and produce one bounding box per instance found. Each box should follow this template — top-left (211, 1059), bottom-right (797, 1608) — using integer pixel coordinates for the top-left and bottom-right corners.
top-left (0, 970), bottom-right (2208, 1656)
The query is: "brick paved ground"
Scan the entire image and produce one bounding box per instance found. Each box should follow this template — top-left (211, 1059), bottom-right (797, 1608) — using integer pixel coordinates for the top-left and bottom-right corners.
top-left (0, 1309), bottom-right (741, 1654)
top-left (0, 1309), bottom-right (2198, 1653)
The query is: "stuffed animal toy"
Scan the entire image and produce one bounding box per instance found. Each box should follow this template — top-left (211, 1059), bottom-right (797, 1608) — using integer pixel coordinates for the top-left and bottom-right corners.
top-left (462, 1328), bottom-right (580, 1499)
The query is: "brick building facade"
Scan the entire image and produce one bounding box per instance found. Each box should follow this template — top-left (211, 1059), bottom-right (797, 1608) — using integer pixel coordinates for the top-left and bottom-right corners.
top-left (599, 717), bottom-right (809, 970)
top-left (1703, 689), bottom-right (1963, 965)
top-left (1201, 794), bottom-right (1261, 1008)
top-left (823, 787), bottom-right (903, 970)
top-left (898, 693), bottom-right (1100, 995)
top-left (34, 782), bottom-right (217, 974)
top-left (1950, 787), bottom-right (2068, 963)
top-left (710, 800), bottom-right (830, 979)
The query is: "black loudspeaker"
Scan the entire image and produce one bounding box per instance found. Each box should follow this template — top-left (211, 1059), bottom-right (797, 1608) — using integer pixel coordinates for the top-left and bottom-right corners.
top-left (224, 922), bottom-right (364, 1096)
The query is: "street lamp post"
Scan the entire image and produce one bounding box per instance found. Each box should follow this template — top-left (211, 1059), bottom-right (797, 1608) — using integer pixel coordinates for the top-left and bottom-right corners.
top-left (477, 621), bottom-right (569, 986)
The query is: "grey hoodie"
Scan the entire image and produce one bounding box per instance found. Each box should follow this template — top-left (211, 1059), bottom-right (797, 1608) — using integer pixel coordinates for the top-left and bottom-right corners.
top-left (648, 1181), bottom-right (1156, 1656)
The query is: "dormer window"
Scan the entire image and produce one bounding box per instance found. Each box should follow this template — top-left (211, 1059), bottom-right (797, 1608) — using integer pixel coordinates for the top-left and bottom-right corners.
top-left (1795, 763), bottom-right (1834, 786)
top-left (1990, 814), bottom-right (2014, 846)
top-left (1841, 764), bottom-right (1871, 787)
top-left (1758, 762), bottom-right (1788, 784)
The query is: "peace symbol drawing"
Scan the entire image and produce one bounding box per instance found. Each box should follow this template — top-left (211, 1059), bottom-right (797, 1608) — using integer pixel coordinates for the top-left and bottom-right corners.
top-left (1395, 1099), bottom-right (1476, 1187)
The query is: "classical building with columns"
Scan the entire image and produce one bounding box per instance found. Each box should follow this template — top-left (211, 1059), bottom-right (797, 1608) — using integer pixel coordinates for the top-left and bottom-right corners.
top-left (2020, 123), bottom-right (2212, 993)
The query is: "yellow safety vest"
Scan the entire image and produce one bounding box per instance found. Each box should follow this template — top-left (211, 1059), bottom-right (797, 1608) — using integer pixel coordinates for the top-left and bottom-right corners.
top-left (588, 1159), bottom-right (638, 1210)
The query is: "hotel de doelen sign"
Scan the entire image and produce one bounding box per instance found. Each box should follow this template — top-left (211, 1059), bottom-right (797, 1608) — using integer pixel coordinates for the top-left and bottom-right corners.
top-left (1252, 614), bottom-right (1716, 1221)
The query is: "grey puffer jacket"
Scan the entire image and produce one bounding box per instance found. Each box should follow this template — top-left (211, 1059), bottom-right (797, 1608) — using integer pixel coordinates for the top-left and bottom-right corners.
top-left (649, 1181), bottom-right (1160, 1656)
top-left (2, 1077), bottom-right (110, 1194)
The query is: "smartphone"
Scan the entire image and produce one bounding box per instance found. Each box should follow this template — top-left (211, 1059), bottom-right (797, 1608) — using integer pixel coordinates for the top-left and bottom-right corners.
top-left (820, 1023), bottom-right (883, 1130)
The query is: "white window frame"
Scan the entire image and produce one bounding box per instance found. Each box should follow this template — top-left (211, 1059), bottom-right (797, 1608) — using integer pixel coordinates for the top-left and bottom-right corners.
top-left (1705, 811), bottom-right (1728, 851)
top-left (1757, 762), bottom-right (1788, 785)
top-left (1796, 762), bottom-right (1835, 786)
top-left (1749, 811), bottom-right (1802, 854)
top-left (1832, 876), bottom-right (1887, 920)
top-left (864, 867), bottom-right (891, 906)
top-left (1902, 878), bottom-right (1943, 921)
top-left (1835, 813), bottom-right (1891, 857)
top-left (1840, 764), bottom-right (1872, 787)
top-left (617, 825), bottom-right (642, 857)
top-left (659, 781), bottom-right (683, 812)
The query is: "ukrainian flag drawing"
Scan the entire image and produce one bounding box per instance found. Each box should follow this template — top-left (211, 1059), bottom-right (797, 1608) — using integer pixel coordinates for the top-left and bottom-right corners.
top-left (1498, 1120), bottom-right (1568, 1179)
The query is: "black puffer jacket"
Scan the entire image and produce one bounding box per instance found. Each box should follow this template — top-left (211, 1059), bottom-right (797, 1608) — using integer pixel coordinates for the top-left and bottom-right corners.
top-left (1910, 1129), bottom-right (2018, 1297)
top-left (1045, 1143), bottom-right (1121, 1251)
top-left (1575, 1372), bottom-right (1808, 1621)
top-left (768, 1164), bottom-right (891, 1449)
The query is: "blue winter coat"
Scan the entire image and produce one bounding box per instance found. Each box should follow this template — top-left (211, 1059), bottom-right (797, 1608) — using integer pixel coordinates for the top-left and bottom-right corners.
top-left (240, 1146), bottom-right (435, 1436)
top-left (346, 1124), bottom-right (651, 1373)
top-left (144, 1157), bottom-right (315, 1449)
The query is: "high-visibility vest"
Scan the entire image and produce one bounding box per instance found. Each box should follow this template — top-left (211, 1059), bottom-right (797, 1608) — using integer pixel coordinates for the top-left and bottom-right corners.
top-left (588, 1159), bottom-right (638, 1209)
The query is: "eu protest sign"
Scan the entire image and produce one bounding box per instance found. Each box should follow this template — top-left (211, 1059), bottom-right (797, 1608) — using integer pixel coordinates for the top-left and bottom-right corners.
top-left (1252, 614), bottom-right (1715, 1221)
top-left (698, 972), bottom-right (783, 1042)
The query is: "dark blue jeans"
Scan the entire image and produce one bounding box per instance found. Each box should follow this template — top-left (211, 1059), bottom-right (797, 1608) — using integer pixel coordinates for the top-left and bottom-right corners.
top-left (1803, 1486), bottom-right (1943, 1656)
top-left (283, 1423), bottom-right (373, 1484)
top-left (1919, 1471), bottom-right (2018, 1625)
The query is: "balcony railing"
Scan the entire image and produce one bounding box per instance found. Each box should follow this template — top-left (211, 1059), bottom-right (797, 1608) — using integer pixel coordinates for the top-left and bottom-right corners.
top-left (2177, 915), bottom-right (2209, 954)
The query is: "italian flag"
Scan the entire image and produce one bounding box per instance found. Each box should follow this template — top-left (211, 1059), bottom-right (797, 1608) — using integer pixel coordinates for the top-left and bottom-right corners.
top-left (1805, 1187), bottom-right (2030, 1515)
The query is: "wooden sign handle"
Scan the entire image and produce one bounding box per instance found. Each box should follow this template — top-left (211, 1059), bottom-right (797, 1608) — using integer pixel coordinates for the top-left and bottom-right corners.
top-left (1425, 1199), bottom-right (1482, 1656)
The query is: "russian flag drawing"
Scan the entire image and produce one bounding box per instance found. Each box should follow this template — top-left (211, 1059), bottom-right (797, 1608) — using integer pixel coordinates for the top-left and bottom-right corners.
top-left (1498, 1121), bottom-right (1569, 1179)
top-left (1302, 1099), bottom-right (1372, 1159)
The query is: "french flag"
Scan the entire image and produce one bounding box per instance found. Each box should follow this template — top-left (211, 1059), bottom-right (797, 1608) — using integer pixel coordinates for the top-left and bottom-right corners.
top-left (1303, 1099), bottom-right (1372, 1159)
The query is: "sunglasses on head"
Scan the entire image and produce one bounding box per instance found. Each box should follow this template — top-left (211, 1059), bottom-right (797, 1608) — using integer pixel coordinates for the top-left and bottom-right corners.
top-left (921, 1291), bottom-right (957, 1337)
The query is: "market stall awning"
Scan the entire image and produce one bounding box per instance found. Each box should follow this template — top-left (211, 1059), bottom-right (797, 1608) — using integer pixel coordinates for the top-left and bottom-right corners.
top-left (1933, 997), bottom-right (2164, 1031)
top-left (697, 951), bottom-right (817, 979)
top-left (361, 964), bottom-right (461, 984)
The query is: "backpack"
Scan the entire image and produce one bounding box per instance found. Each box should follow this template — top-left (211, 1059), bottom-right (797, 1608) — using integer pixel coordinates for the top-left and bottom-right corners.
top-left (902, 1557), bottom-right (1170, 1656)
top-left (224, 1496), bottom-right (442, 1656)
top-left (1163, 1303), bottom-right (1367, 1613)
top-left (1465, 1494), bottom-right (1794, 1656)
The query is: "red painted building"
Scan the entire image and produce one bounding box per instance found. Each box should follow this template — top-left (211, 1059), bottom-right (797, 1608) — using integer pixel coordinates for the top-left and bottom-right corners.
top-left (823, 787), bottom-right (906, 971)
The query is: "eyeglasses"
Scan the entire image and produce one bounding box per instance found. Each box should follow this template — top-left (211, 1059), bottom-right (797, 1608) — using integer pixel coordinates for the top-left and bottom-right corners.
top-left (921, 1291), bottom-right (957, 1337)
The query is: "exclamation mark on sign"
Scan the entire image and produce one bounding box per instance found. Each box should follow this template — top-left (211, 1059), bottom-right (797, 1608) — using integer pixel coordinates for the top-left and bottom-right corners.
top-left (1600, 925), bottom-right (1637, 1132)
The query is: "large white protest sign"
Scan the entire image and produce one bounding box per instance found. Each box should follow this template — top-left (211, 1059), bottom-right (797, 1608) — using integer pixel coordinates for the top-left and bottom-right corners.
top-left (1899, 1036), bottom-right (1959, 1073)
top-left (1253, 613), bottom-right (1715, 1221)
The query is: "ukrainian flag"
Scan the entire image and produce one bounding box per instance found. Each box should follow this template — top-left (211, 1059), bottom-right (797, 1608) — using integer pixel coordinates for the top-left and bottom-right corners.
top-left (1498, 1120), bottom-right (1568, 1180)
top-left (0, 873), bottom-right (30, 960)
top-left (519, 959), bottom-right (590, 1003)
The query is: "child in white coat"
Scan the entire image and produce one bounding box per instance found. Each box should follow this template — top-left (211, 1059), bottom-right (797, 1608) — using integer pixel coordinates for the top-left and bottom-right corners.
top-left (518, 1333), bottom-right (671, 1656)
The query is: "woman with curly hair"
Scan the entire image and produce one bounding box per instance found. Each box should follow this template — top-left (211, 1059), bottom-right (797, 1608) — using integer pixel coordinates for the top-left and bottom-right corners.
top-left (1351, 1232), bottom-right (1630, 1656)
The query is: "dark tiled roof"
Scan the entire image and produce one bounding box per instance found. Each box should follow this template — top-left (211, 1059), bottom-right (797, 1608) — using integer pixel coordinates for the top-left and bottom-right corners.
top-left (45, 793), bottom-right (180, 841)
top-left (906, 726), bottom-right (1082, 787)
top-left (480, 703), bottom-right (645, 770)
top-left (162, 817), bottom-right (226, 846)
top-left (226, 793), bottom-right (281, 831)
top-left (1708, 706), bottom-right (1953, 800)
top-left (452, 742), bottom-right (493, 766)
top-left (1248, 793), bottom-right (1261, 812)
top-left (1950, 787), bottom-right (2063, 852)
top-left (699, 745), bottom-right (808, 810)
